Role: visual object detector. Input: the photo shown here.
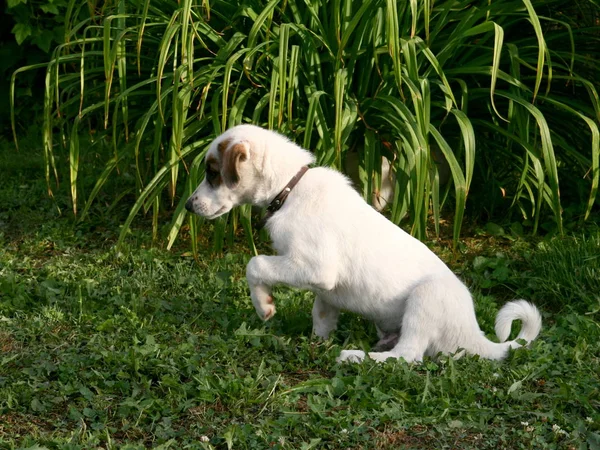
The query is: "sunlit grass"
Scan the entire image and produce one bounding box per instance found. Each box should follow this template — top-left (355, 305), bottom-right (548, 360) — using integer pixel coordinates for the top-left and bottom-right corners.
top-left (1, 142), bottom-right (599, 448)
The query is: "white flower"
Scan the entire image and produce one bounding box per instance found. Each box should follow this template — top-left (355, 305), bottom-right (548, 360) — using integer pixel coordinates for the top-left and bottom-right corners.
top-left (278, 437), bottom-right (285, 445)
top-left (552, 424), bottom-right (568, 437)
top-left (586, 417), bottom-right (593, 423)
top-left (200, 436), bottom-right (210, 443)
top-left (341, 429), bottom-right (348, 434)
top-left (520, 421), bottom-right (534, 432)
top-left (493, 373), bottom-right (500, 378)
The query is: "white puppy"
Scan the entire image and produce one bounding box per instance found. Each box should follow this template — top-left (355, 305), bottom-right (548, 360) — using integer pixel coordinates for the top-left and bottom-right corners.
top-left (185, 125), bottom-right (542, 363)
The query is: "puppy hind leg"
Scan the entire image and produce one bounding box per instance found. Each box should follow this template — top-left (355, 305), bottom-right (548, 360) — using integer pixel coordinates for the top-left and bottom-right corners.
top-left (372, 331), bottom-right (400, 352)
top-left (369, 328), bottom-right (428, 363)
top-left (369, 286), bottom-right (436, 363)
top-left (312, 296), bottom-right (340, 339)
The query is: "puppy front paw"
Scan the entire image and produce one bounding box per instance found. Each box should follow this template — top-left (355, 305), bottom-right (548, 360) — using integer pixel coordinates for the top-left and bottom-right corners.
top-left (250, 285), bottom-right (276, 321)
top-left (336, 349), bottom-right (366, 363)
top-left (260, 296), bottom-right (276, 321)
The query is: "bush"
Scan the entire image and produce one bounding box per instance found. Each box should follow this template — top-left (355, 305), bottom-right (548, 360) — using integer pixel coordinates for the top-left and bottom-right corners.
top-left (11, 0), bottom-right (600, 253)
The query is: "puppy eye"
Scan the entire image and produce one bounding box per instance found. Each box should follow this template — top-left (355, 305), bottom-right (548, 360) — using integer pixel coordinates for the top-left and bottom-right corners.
top-left (205, 166), bottom-right (219, 186)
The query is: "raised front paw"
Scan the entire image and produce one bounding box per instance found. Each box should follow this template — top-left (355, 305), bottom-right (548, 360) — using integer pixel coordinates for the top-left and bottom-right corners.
top-left (260, 295), bottom-right (276, 321)
top-left (336, 349), bottom-right (366, 363)
top-left (250, 284), bottom-right (276, 321)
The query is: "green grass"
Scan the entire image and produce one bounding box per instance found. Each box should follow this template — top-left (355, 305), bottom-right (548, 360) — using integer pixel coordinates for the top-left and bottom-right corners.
top-left (1, 138), bottom-right (599, 449)
top-left (521, 235), bottom-right (600, 315)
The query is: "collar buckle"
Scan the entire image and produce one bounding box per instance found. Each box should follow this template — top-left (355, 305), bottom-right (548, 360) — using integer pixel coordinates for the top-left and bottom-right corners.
top-left (256, 166), bottom-right (310, 230)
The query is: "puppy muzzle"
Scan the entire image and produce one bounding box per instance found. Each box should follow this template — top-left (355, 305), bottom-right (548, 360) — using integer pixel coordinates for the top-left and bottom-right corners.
top-left (185, 197), bottom-right (195, 213)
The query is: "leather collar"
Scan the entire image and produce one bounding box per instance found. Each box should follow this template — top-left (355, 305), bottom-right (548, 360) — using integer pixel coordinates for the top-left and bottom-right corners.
top-left (256, 166), bottom-right (310, 230)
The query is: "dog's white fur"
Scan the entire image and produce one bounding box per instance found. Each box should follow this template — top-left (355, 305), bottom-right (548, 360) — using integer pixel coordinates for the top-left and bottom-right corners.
top-left (186, 125), bottom-right (542, 363)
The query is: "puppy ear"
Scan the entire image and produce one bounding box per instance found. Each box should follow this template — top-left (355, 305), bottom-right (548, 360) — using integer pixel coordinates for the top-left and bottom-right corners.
top-left (222, 142), bottom-right (248, 187)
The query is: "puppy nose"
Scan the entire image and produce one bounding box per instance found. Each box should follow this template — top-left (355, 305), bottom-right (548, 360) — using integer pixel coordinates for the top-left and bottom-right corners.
top-left (185, 197), bottom-right (194, 212)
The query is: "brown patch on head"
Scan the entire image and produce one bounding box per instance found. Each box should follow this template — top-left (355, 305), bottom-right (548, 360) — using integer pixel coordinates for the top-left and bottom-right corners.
top-left (217, 138), bottom-right (232, 154)
top-left (222, 142), bottom-right (248, 187)
top-left (206, 154), bottom-right (219, 171)
top-left (204, 154), bottom-right (222, 187)
top-left (266, 295), bottom-right (274, 305)
top-left (319, 310), bottom-right (327, 319)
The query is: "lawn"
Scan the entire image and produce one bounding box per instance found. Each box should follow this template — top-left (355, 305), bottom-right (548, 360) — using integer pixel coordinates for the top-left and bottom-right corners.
top-left (0, 137), bottom-right (599, 449)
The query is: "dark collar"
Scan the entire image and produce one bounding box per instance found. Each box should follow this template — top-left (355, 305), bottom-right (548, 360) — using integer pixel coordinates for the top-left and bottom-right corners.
top-left (256, 166), bottom-right (310, 230)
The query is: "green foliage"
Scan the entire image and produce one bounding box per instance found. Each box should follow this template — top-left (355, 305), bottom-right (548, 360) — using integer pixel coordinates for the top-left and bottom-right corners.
top-left (6, 0), bottom-right (71, 52)
top-left (10, 0), bottom-right (600, 253)
top-left (519, 234), bottom-right (600, 314)
top-left (2, 0), bottom-right (92, 134)
top-left (1, 149), bottom-right (599, 448)
top-left (472, 253), bottom-right (512, 289)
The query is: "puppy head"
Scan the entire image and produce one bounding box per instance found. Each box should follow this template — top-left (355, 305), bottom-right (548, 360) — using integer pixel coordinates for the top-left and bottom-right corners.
top-left (185, 132), bottom-right (256, 219)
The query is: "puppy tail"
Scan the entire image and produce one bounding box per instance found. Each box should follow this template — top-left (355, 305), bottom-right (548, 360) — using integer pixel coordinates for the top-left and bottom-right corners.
top-left (495, 300), bottom-right (542, 345)
top-left (485, 300), bottom-right (542, 360)
top-left (471, 300), bottom-right (542, 361)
